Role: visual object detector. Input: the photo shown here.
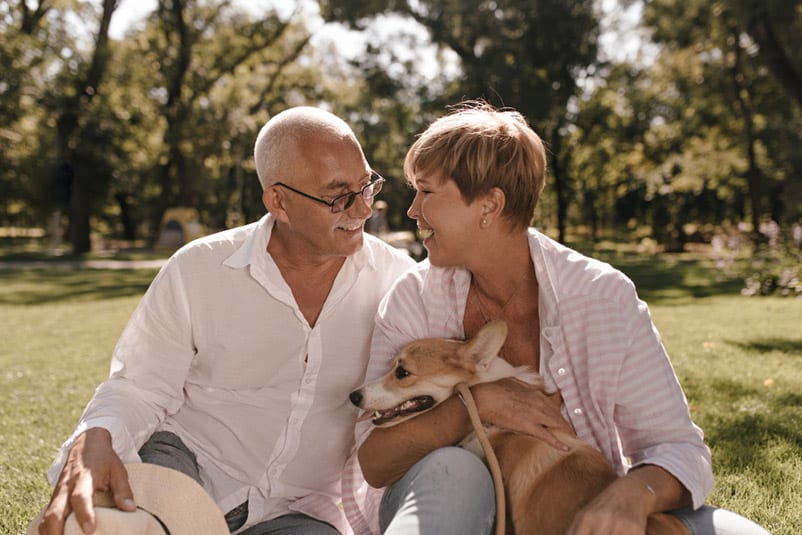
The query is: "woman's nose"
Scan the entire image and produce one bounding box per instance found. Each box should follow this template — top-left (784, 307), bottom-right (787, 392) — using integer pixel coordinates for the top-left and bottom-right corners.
top-left (407, 191), bottom-right (421, 219)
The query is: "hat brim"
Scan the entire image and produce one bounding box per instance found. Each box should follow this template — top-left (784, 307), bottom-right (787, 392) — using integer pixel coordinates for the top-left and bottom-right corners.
top-left (27, 463), bottom-right (229, 535)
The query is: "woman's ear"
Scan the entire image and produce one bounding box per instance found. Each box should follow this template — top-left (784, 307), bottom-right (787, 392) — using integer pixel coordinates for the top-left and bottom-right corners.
top-left (262, 187), bottom-right (289, 223)
top-left (480, 187), bottom-right (506, 227)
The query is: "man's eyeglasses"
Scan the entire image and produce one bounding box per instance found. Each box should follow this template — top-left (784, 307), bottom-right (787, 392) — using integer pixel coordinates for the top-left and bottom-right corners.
top-left (273, 172), bottom-right (385, 214)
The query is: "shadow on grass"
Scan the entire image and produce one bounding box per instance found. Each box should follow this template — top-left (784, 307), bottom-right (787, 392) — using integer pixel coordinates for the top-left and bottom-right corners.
top-left (2, 250), bottom-right (747, 306)
top-left (696, 377), bottom-right (802, 470)
top-left (707, 409), bottom-right (802, 468)
top-left (592, 253), bottom-right (745, 304)
top-left (728, 338), bottom-right (802, 355)
top-left (0, 269), bottom-right (158, 305)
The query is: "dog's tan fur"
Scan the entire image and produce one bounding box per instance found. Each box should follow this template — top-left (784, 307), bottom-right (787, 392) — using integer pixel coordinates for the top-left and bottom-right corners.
top-left (351, 321), bottom-right (689, 535)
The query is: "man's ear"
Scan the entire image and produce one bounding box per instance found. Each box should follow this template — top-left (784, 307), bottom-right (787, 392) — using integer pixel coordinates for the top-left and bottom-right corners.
top-left (262, 187), bottom-right (289, 223)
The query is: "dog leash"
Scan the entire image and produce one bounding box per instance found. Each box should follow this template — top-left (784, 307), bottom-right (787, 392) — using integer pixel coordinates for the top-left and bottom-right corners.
top-left (454, 382), bottom-right (506, 535)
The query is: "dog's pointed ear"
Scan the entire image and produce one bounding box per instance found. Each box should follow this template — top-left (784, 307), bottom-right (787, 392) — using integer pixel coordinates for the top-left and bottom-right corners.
top-left (460, 320), bottom-right (508, 370)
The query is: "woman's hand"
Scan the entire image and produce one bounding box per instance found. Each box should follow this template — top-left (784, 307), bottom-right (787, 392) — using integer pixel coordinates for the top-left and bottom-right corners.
top-left (566, 475), bottom-right (654, 535)
top-left (567, 465), bottom-right (691, 535)
top-left (472, 377), bottom-right (574, 451)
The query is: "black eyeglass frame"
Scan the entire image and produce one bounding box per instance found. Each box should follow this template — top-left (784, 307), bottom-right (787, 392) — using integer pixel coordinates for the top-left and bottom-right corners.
top-left (272, 172), bottom-right (385, 213)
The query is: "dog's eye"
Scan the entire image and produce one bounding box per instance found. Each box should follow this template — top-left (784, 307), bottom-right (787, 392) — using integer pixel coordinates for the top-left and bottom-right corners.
top-left (395, 366), bottom-right (410, 379)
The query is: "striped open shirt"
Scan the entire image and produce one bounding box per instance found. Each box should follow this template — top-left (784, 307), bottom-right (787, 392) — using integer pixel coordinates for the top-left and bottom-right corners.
top-left (343, 228), bottom-right (713, 534)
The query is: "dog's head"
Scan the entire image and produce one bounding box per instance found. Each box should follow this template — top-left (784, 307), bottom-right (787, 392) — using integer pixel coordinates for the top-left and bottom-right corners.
top-left (350, 320), bottom-right (510, 427)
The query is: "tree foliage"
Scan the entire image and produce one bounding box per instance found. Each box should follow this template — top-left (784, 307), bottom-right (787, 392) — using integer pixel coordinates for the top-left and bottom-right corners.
top-left (321, 0), bottom-right (601, 240)
top-left (638, 0), bottom-right (802, 245)
top-left (0, 0), bottom-right (800, 254)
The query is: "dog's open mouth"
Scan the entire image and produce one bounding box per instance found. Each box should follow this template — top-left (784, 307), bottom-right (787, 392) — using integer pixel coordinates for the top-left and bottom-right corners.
top-left (362, 396), bottom-right (435, 425)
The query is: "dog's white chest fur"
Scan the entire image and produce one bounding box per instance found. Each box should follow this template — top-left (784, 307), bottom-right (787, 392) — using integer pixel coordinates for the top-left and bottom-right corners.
top-left (456, 358), bottom-right (541, 458)
top-left (458, 426), bottom-right (496, 458)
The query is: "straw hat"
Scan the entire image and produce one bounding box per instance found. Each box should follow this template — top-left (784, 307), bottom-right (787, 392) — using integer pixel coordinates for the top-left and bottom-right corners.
top-left (27, 463), bottom-right (229, 535)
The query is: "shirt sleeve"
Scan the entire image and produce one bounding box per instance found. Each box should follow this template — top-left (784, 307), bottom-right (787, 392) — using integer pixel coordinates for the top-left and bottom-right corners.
top-left (353, 268), bottom-right (432, 449)
top-left (48, 255), bottom-right (196, 484)
top-left (344, 263), bottom-right (429, 535)
top-left (613, 285), bottom-right (714, 508)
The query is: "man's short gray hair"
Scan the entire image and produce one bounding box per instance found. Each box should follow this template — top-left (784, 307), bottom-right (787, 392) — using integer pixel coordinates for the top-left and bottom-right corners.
top-left (254, 107), bottom-right (355, 190)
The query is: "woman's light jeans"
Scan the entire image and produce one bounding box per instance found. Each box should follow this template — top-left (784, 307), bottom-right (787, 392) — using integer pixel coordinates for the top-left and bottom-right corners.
top-left (379, 447), bottom-right (770, 535)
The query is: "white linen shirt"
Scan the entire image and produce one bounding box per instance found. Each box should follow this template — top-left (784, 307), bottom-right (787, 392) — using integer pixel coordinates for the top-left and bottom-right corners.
top-left (342, 228), bottom-right (713, 534)
top-left (48, 214), bottom-right (414, 533)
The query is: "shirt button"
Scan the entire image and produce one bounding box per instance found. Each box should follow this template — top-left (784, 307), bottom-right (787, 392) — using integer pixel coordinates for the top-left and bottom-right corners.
top-left (573, 408), bottom-right (583, 415)
top-left (557, 368), bottom-right (567, 376)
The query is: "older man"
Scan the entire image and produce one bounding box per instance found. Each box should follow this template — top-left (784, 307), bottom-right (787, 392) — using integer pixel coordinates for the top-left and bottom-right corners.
top-left (37, 107), bottom-right (414, 534)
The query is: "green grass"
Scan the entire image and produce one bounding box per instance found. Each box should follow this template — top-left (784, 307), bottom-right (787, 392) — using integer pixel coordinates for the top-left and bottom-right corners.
top-left (600, 249), bottom-right (802, 533)
top-left (0, 268), bottom-right (159, 534)
top-left (2, 251), bottom-right (801, 534)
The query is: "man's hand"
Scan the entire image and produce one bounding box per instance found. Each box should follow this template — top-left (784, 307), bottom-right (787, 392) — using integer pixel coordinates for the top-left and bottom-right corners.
top-left (39, 428), bottom-right (136, 535)
top-left (472, 377), bottom-right (574, 451)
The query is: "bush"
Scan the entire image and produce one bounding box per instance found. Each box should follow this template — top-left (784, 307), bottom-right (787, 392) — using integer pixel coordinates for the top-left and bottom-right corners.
top-left (742, 261), bottom-right (802, 297)
top-left (740, 236), bottom-right (802, 297)
top-left (708, 221), bottom-right (802, 298)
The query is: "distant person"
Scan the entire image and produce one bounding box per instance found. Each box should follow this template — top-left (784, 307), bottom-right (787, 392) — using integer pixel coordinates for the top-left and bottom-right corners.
top-left (345, 101), bottom-right (769, 534)
top-left (34, 107), bottom-right (414, 535)
top-left (365, 200), bottom-right (389, 235)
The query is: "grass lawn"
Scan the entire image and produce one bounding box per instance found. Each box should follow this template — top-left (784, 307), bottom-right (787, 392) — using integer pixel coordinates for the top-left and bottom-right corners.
top-left (0, 267), bottom-right (159, 534)
top-left (1, 249), bottom-right (800, 534)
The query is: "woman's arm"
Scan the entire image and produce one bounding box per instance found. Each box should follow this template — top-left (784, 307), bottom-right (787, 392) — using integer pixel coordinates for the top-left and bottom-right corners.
top-left (359, 376), bottom-right (573, 488)
top-left (358, 395), bottom-right (473, 487)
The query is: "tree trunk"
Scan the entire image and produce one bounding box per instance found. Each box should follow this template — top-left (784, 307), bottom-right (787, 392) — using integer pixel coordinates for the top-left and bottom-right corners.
top-left (549, 122), bottom-right (568, 244)
top-left (55, 108), bottom-right (91, 253)
top-left (61, 0), bottom-right (118, 253)
top-left (728, 29), bottom-right (763, 245)
top-left (115, 193), bottom-right (137, 240)
top-left (148, 0), bottom-right (192, 244)
top-left (746, 4), bottom-right (802, 111)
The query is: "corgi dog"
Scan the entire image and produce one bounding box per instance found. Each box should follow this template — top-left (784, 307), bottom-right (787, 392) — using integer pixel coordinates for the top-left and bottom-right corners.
top-left (350, 320), bottom-right (689, 535)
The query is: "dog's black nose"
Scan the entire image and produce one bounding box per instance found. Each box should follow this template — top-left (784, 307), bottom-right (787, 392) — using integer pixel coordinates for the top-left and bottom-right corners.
top-left (349, 390), bottom-right (362, 407)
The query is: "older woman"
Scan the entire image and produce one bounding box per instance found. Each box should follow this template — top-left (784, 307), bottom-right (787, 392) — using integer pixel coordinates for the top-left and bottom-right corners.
top-left (347, 102), bottom-right (768, 535)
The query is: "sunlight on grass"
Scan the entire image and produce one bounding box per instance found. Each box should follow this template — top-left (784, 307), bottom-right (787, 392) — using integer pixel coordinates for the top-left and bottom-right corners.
top-left (0, 268), bottom-right (155, 534)
top-left (650, 296), bottom-right (802, 533)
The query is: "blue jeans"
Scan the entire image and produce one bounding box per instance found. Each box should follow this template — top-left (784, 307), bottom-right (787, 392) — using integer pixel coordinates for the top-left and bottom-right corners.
top-left (379, 447), bottom-right (496, 535)
top-left (670, 505), bottom-right (770, 535)
top-left (237, 513), bottom-right (337, 535)
top-left (379, 447), bottom-right (769, 535)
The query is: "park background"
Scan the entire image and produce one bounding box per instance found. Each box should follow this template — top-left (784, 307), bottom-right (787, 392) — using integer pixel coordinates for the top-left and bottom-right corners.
top-left (1, 0), bottom-right (801, 533)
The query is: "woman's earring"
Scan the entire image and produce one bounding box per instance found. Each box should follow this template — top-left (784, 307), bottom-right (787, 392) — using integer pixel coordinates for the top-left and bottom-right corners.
top-left (481, 218), bottom-right (488, 228)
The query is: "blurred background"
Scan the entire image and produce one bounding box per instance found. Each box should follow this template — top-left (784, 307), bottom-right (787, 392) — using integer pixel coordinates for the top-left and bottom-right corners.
top-left (1, 0), bottom-right (801, 276)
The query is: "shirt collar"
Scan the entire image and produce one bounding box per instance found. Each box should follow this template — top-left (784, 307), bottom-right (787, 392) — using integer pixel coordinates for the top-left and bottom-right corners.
top-left (527, 228), bottom-right (561, 323)
top-left (223, 214), bottom-right (273, 269)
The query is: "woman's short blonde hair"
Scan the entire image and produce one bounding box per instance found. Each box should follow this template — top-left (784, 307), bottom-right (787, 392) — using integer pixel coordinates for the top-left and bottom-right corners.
top-left (404, 101), bottom-right (547, 230)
